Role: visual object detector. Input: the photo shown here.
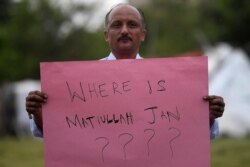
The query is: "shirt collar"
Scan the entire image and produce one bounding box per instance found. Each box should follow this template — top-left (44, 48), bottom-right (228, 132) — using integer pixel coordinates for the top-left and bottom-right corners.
top-left (103, 52), bottom-right (143, 60)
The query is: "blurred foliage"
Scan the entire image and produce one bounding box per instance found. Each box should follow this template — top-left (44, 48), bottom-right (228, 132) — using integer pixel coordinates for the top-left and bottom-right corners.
top-left (140, 0), bottom-right (201, 57)
top-left (140, 0), bottom-right (250, 57)
top-left (0, 0), bottom-right (249, 84)
top-left (197, 0), bottom-right (250, 53)
top-left (0, 0), bottom-right (108, 84)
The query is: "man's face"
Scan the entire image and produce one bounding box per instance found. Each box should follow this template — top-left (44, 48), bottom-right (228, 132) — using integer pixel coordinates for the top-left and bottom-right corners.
top-left (104, 5), bottom-right (146, 56)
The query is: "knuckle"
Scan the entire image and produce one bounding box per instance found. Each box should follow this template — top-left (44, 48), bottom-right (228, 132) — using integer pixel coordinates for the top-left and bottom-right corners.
top-left (28, 91), bottom-right (35, 95)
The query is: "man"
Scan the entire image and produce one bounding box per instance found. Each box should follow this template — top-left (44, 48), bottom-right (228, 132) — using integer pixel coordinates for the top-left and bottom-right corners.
top-left (26, 3), bottom-right (225, 138)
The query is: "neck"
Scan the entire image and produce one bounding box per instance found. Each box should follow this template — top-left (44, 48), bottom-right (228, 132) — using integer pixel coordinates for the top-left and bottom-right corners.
top-left (113, 50), bottom-right (137, 59)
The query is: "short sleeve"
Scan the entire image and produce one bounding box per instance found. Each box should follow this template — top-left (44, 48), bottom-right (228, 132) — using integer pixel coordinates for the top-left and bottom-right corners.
top-left (210, 119), bottom-right (219, 139)
top-left (30, 117), bottom-right (43, 138)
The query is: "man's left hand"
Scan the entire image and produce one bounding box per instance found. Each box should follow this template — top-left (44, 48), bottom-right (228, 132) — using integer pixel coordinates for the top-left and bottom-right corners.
top-left (203, 95), bottom-right (225, 126)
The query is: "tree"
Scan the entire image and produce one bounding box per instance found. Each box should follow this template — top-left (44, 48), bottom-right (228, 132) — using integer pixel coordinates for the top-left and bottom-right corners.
top-left (0, 0), bottom-right (108, 84)
top-left (139, 0), bottom-right (250, 57)
top-left (198, 0), bottom-right (250, 55)
top-left (140, 0), bottom-right (201, 57)
top-left (0, 0), bottom-right (11, 24)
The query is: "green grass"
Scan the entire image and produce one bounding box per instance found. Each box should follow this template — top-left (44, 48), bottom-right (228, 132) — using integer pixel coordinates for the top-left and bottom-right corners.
top-left (0, 137), bottom-right (250, 167)
top-left (0, 137), bottom-right (44, 167)
top-left (211, 138), bottom-right (250, 167)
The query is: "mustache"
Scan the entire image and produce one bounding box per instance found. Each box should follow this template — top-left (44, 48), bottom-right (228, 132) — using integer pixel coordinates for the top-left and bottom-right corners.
top-left (118, 35), bottom-right (132, 41)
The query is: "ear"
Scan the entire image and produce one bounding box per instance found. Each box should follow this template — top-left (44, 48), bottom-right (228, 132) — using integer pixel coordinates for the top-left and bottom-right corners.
top-left (140, 29), bottom-right (147, 42)
top-left (104, 31), bottom-right (109, 42)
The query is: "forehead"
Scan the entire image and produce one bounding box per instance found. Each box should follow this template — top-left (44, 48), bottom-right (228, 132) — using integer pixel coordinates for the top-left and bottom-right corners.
top-left (108, 5), bottom-right (141, 23)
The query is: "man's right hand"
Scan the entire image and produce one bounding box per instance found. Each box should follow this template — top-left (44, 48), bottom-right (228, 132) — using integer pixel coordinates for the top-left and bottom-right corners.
top-left (26, 90), bottom-right (47, 130)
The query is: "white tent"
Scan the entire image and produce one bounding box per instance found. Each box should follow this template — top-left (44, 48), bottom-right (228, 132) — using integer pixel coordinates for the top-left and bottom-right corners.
top-left (206, 43), bottom-right (250, 138)
top-left (13, 80), bottom-right (41, 137)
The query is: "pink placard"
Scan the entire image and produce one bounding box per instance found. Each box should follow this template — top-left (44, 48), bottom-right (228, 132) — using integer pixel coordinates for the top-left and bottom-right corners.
top-left (40, 56), bottom-right (210, 167)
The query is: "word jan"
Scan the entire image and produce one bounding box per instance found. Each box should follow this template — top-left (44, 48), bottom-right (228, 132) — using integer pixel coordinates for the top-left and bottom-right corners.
top-left (144, 105), bottom-right (181, 124)
top-left (65, 79), bottom-right (167, 103)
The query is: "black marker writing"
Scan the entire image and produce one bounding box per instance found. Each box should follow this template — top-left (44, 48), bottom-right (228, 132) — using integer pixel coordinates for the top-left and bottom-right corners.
top-left (157, 80), bottom-right (166, 91)
top-left (147, 80), bottom-right (152, 94)
top-left (98, 83), bottom-right (108, 98)
top-left (118, 133), bottom-right (134, 160)
top-left (95, 137), bottom-right (110, 162)
top-left (168, 127), bottom-right (181, 158)
top-left (144, 129), bottom-right (156, 156)
top-left (66, 113), bottom-right (133, 129)
top-left (144, 106), bottom-right (158, 124)
top-left (88, 83), bottom-right (99, 99)
top-left (66, 114), bottom-right (95, 128)
top-left (113, 82), bottom-right (122, 94)
top-left (146, 80), bottom-right (166, 95)
top-left (66, 81), bottom-right (86, 102)
top-left (161, 106), bottom-right (180, 122)
top-left (66, 80), bottom-right (132, 103)
top-left (66, 114), bottom-right (82, 128)
top-left (122, 81), bottom-right (132, 92)
top-left (98, 112), bottom-right (134, 126)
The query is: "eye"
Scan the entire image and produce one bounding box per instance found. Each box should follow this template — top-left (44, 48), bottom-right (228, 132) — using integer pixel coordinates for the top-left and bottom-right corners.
top-left (128, 21), bottom-right (139, 28)
top-left (110, 21), bottom-right (121, 28)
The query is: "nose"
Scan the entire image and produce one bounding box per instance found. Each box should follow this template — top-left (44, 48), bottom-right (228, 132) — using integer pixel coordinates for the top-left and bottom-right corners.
top-left (121, 25), bottom-right (129, 35)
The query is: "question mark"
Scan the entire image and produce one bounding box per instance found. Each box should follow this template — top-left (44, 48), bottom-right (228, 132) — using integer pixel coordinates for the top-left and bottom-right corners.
top-left (168, 127), bottom-right (181, 158)
top-left (144, 129), bottom-right (155, 156)
top-left (118, 133), bottom-right (134, 160)
top-left (95, 137), bottom-right (110, 162)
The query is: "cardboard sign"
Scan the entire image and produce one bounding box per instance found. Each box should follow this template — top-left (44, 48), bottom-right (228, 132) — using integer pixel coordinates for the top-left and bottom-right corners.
top-left (40, 56), bottom-right (210, 167)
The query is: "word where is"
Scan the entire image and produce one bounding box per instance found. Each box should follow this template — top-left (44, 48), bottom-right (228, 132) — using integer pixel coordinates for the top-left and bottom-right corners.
top-left (66, 79), bottom-right (166, 103)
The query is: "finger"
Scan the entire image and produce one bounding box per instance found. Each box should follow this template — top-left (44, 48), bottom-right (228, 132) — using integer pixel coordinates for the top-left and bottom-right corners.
top-left (26, 106), bottom-right (37, 113)
top-left (26, 101), bottom-right (43, 108)
top-left (26, 93), bottom-right (47, 103)
top-left (210, 105), bottom-right (224, 116)
top-left (28, 90), bottom-right (47, 99)
top-left (26, 106), bottom-right (41, 115)
top-left (210, 98), bottom-right (225, 106)
top-left (210, 104), bottom-right (224, 111)
top-left (210, 110), bottom-right (223, 118)
top-left (35, 91), bottom-right (48, 99)
top-left (203, 95), bottom-right (223, 100)
top-left (26, 99), bottom-right (43, 116)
